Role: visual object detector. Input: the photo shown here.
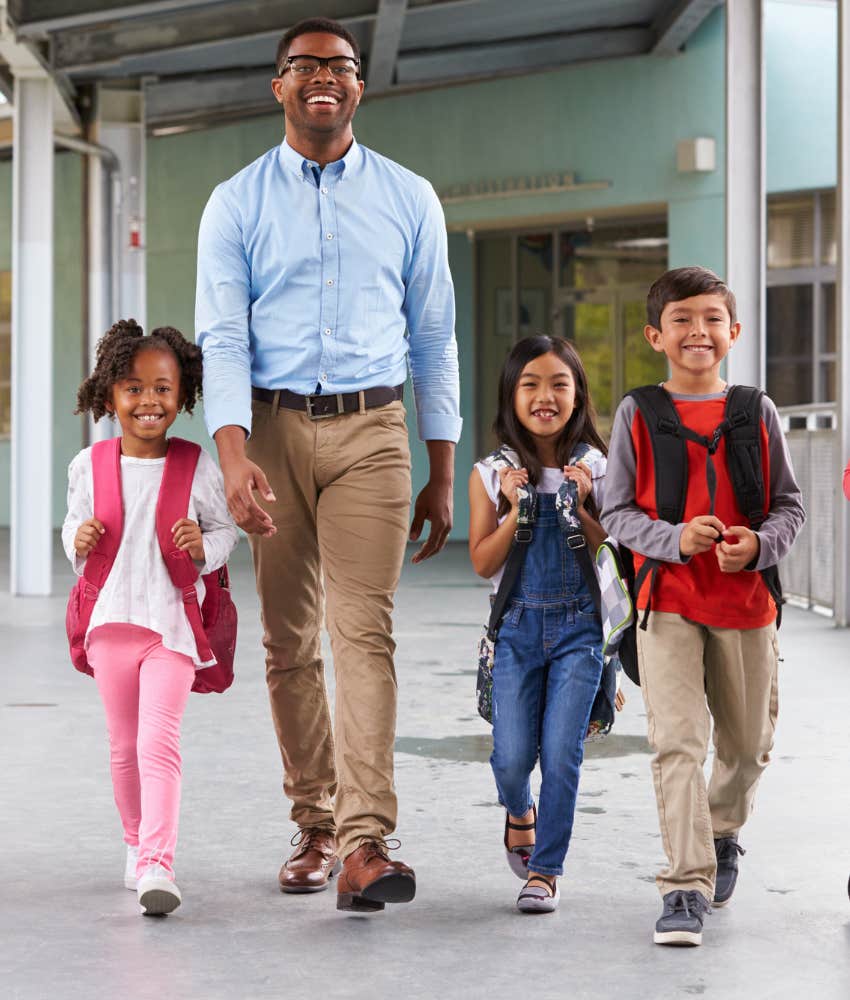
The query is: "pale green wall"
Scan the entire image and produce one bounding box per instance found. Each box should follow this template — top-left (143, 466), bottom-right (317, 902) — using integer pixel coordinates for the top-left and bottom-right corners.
top-left (766, 0), bottom-right (837, 194)
top-left (0, 152), bottom-right (85, 528)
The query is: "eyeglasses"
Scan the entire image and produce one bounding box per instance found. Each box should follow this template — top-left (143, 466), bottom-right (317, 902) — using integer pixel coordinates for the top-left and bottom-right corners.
top-left (279, 55), bottom-right (360, 79)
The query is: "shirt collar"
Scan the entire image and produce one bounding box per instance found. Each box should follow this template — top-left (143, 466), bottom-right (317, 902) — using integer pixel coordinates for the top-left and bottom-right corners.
top-left (278, 136), bottom-right (363, 181)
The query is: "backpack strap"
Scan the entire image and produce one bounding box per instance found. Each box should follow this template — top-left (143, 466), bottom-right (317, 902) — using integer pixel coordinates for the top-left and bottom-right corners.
top-left (555, 442), bottom-right (603, 615)
top-left (723, 385), bottom-right (785, 626)
top-left (627, 386), bottom-right (689, 524)
top-left (79, 437), bottom-right (124, 613)
top-left (154, 437), bottom-right (214, 662)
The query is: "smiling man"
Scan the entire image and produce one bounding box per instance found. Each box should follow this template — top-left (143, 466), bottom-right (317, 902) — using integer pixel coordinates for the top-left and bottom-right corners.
top-left (195, 17), bottom-right (461, 913)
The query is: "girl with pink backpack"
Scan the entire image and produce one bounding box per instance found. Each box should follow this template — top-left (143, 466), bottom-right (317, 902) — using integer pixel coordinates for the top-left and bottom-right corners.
top-left (62, 320), bottom-right (239, 916)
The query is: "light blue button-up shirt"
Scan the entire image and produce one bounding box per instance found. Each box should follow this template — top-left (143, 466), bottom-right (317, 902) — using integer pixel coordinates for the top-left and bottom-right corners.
top-left (195, 137), bottom-right (461, 442)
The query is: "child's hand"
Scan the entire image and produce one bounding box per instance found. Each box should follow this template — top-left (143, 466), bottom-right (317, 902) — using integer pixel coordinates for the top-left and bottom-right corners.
top-left (74, 518), bottom-right (104, 557)
top-left (615, 688), bottom-right (626, 712)
top-left (679, 515), bottom-right (726, 557)
top-left (498, 467), bottom-right (529, 510)
top-left (563, 461), bottom-right (592, 505)
top-left (172, 518), bottom-right (205, 562)
top-left (716, 525), bottom-right (759, 573)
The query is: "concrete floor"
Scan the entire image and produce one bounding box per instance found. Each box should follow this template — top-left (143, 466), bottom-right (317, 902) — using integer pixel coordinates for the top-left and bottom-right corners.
top-left (2, 534), bottom-right (850, 1000)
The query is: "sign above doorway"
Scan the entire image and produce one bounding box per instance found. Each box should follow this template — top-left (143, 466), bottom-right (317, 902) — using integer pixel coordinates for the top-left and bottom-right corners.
top-left (439, 171), bottom-right (610, 205)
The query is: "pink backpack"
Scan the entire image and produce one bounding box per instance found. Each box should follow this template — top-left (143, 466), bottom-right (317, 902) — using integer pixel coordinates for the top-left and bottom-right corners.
top-left (65, 436), bottom-right (237, 694)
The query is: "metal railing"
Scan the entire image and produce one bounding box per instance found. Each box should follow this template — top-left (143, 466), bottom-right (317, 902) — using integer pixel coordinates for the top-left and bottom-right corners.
top-left (778, 404), bottom-right (838, 614)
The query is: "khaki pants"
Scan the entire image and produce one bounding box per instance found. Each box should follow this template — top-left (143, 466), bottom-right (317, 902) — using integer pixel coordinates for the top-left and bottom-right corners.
top-left (246, 398), bottom-right (411, 859)
top-left (636, 611), bottom-right (779, 900)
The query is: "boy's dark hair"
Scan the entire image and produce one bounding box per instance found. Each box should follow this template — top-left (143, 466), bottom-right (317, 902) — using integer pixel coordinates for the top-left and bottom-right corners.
top-left (76, 318), bottom-right (203, 421)
top-left (646, 266), bottom-right (737, 329)
top-left (493, 335), bottom-right (608, 518)
top-left (275, 17), bottom-right (361, 75)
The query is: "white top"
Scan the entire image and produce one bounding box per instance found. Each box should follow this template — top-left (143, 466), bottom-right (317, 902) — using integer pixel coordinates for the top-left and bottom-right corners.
top-left (474, 454), bottom-right (607, 592)
top-left (62, 446), bottom-right (240, 667)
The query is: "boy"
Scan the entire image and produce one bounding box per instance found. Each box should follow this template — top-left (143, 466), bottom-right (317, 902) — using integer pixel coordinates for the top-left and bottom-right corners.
top-left (602, 266), bottom-right (805, 946)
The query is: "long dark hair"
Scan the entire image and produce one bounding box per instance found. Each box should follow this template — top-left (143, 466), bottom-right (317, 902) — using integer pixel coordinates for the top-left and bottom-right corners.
top-left (493, 335), bottom-right (607, 517)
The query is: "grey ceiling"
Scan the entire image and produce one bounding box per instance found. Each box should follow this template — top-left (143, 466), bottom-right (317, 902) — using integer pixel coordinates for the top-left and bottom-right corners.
top-left (7, 0), bottom-right (722, 130)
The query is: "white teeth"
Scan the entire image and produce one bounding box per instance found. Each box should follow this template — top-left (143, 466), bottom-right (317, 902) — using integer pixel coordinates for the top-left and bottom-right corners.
top-left (136, 415), bottom-right (161, 422)
top-left (307, 95), bottom-right (338, 104)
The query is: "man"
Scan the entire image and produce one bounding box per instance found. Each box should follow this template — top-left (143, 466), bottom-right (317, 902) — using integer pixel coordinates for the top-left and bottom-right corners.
top-left (195, 16), bottom-right (460, 913)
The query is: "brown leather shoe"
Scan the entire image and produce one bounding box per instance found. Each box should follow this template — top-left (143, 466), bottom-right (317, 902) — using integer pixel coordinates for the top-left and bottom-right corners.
top-left (336, 840), bottom-right (416, 912)
top-left (279, 828), bottom-right (340, 894)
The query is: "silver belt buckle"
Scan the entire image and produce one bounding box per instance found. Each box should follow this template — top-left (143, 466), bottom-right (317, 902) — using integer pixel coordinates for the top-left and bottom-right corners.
top-left (305, 393), bottom-right (345, 420)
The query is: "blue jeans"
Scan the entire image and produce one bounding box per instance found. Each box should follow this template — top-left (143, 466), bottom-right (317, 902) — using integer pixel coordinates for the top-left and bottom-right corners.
top-left (490, 495), bottom-right (603, 876)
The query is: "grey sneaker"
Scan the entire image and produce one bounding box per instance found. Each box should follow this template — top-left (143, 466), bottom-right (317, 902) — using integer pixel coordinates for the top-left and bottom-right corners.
top-left (654, 890), bottom-right (711, 946)
top-left (713, 835), bottom-right (745, 907)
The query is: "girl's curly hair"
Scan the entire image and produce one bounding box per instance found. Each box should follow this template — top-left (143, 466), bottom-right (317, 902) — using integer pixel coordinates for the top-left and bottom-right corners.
top-left (75, 319), bottom-right (204, 421)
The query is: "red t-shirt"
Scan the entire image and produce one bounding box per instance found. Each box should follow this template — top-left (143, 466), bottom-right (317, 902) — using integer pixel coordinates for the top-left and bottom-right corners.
top-left (631, 397), bottom-right (775, 629)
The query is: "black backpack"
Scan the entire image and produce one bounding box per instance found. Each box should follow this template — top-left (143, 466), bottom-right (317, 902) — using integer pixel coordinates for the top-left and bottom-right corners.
top-left (613, 384), bottom-right (784, 686)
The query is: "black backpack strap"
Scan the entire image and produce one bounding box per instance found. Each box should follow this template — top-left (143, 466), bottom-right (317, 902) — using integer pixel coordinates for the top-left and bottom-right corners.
top-left (723, 385), bottom-right (766, 528)
top-left (723, 385), bottom-right (785, 626)
top-left (627, 386), bottom-right (689, 524)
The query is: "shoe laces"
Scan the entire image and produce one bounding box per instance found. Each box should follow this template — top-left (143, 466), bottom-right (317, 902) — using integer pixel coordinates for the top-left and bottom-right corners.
top-left (667, 890), bottom-right (711, 917)
top-left (715, 837), bottom-right (746, 861)
top-left (290, 827), bottom-right (333, 855)
top-left (361, 838), bottom-right (401, 863)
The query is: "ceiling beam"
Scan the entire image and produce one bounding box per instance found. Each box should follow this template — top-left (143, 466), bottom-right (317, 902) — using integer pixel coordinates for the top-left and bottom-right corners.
top-left (144, 67), bottom-right (272, 127)
top-left (652, 0), bottom-right (723, 55)
top-left (12, 0), bottom-right (236, 37)
top-left (366, 0), bottom-right (407, 93)
top-left (49, 0), bottom-right (376, 71)
top-left (396, 27), bottom-right (654, 85)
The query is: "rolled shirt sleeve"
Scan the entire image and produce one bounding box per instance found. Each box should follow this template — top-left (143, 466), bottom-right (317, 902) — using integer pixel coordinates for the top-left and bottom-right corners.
top-left (403, 181), bottom-right (462, 443)
top-left (195, 185), bottom-right (253, 440)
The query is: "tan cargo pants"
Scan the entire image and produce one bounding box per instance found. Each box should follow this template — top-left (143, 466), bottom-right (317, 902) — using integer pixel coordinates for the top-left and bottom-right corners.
top-left (636, 611), bottom-right (779, 900)
top-left (246, 397), bottom-right (411, 859)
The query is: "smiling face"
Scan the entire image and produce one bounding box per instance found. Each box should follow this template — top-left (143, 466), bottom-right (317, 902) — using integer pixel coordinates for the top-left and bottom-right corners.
top-left (271, 31), bottom-right (364, 141)
top-left (513, 351), bottom-right (577, 451)
top-left (107, 347), bottom-right (182, 457)
top-left (645, 293), bottom-right (741, 392)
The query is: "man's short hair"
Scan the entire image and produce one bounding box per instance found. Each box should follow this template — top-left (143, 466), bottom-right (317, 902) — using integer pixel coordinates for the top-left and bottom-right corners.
top-left (275, 17), bottom-right (361, 75)
top-left (646, 266), bottom-right (738, 329)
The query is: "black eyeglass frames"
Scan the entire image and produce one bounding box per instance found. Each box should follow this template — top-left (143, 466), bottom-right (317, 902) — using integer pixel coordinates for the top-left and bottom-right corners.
top-left (278, 55), bottom-right (361, 79)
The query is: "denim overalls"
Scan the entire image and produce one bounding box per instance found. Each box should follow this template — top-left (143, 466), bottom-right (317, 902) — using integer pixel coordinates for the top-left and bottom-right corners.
top-left (490, 491), bottom-right (604, 877)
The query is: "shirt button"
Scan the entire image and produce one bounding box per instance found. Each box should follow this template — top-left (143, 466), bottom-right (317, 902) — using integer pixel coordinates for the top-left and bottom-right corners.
top-left (326, 279), bottom-right (334, 286)
top-left (321, 372), bottom-right (328, 381)
top-left (321, 187), bottom-right (329, 194)
top-left (326, 233), bottom-right (334, 240)
top-left (324, 328), bottom-right (332, 336)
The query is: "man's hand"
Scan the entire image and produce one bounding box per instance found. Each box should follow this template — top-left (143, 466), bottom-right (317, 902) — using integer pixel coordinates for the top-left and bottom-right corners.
top-left (679, 514), bottom-right (726, 557)
top-left (215, 426), bottom-right (277, 537)
top-left (410, 479), bottom-right (453, 563)
top-left (410, 439), bottom-right (455, 564)
top-left (74, 518), bottom-right (104, 558)
top-left (172, 518), bottom-right (205, 562)
top-left (716, 524), bottom-right (759, 573)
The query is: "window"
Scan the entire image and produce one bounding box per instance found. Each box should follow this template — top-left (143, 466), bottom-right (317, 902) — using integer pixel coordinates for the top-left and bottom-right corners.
top-left (766, 191), bottom-right (836, 407)
top-left (475, 219), bottom-right (667, 450)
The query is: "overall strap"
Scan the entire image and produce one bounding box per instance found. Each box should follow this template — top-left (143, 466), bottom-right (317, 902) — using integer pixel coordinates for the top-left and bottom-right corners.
top-left (155, 437), bottom-right (213, 662)
top-left (554, 441), bottom-right (602, 615)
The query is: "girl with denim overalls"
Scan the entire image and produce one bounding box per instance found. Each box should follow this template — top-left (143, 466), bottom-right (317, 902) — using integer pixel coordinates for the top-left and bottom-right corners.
top-left (469, 335), bottom-right (608, 913)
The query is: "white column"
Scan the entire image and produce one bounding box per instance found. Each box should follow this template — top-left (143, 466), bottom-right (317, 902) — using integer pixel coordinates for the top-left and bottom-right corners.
top-left (11, 74), bottom-right (53, 595)
top-left (724, 0), bottom-right (765, 388)
top-left (835, 2), bottom-right (850, 626)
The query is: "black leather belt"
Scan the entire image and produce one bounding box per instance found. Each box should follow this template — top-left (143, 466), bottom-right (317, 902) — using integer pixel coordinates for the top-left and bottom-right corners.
top-left (252, 384), bottom-right (403, 420)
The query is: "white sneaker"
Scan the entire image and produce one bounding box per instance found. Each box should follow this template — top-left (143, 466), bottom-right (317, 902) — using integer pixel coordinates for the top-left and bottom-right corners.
top-left (137, 863), bottom-right (182, 915)
top-left (124, 845), bottom-right (139, 890)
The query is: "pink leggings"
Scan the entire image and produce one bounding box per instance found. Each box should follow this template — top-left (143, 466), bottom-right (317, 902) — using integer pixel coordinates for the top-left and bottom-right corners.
top-left (88, 624), bottom-right (195, 879)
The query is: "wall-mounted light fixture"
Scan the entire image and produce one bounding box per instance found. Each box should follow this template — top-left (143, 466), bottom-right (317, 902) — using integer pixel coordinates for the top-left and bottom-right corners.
top-left (676, 137), bottom-right (716, 173)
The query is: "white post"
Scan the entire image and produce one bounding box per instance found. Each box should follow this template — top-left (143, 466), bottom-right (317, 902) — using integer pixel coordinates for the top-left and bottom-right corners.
top-left (835, 1), bottom-right (850, 626)
top-left (724, 0), bottom-right (765, 388)
top-left (10, 73), bottom-right (53, 595)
